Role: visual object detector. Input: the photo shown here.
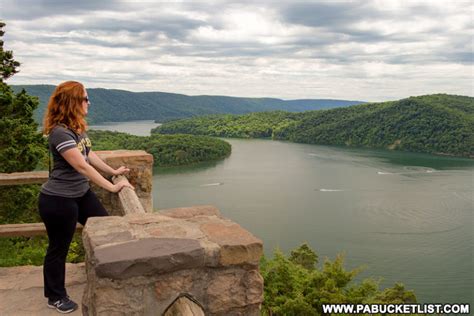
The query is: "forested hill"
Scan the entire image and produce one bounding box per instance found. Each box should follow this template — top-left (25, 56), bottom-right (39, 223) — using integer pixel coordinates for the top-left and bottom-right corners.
top-left (154, 94), bottom-right (474, 157)
top-left (11, 85), bottom-right (364, 124)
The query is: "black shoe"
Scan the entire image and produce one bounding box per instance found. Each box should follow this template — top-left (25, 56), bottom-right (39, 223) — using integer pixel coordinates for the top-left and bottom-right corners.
top-left (47, 296), bottom-right (78, 314)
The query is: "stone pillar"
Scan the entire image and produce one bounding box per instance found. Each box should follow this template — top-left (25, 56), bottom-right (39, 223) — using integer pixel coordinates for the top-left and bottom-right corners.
top-left (82, 205), bottom-right (263, 316)
top-left (91, 150), bottom-right (153, 215)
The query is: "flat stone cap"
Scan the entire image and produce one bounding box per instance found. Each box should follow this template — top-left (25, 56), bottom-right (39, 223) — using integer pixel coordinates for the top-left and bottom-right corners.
top-left (95, 150), bottom-right (153, 164)
top-left (159, 205), bottom-right (221, 219)
top-left (95, 149), bottom-right (151, 159)
top-left (83, 206), bottom-right (262, 280)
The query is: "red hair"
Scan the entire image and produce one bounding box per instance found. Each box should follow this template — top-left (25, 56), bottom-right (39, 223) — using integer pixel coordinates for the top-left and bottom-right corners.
top-left (43, 81), bottom-right (88, 135)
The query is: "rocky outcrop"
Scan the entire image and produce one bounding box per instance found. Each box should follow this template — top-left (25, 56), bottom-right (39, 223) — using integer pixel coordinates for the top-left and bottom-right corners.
top-left (82, 205), bottom-right (263, 315)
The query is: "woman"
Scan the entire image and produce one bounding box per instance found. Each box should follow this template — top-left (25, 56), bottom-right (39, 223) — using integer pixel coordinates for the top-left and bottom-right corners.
top-left (39, 81), bottom-right (132, 313)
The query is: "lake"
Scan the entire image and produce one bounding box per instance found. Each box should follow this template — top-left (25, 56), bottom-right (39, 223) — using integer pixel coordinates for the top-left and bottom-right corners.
top-left (91, 121), bottom-right (474, 306)
top-left (89, 120), bottom-right (161, 136)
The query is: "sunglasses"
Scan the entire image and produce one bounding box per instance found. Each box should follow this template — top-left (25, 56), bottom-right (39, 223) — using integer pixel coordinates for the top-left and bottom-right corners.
top-left (83, 96), bottom-right (90, 103)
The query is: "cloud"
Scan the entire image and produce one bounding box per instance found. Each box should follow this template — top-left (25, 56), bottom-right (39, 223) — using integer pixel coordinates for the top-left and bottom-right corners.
top-left (0, 0), bottom-right (128, 19)
top-left (282, 1), bottom-right (381, 28)
top-left (1, 0), bottom-right (472, 101)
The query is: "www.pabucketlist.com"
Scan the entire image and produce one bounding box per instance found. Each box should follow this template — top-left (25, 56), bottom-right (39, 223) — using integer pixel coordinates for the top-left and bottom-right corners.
top-left (322, 303), bottom-right (470, 314)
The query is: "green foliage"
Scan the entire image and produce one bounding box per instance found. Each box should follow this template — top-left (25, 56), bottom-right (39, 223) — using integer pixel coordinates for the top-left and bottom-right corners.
top-left (0, 234), bottom-right (85, 267)
top-left (0, 236), bottom-right (47, 266)
top-left (261, 244), bottom-right (417, 315)
top-left (153, 111), bottom-right (303, 138)
top-left (281, 95), bottom-right (473, 157)
top-left (0, 52), bottom-right (46, 172)
top-left (154, 94), bottom-right (474, 157)
top-left (0, 21), bottom-right (20, 81)
top-left (1, 23), bottom-right (47, 173)
top-left (0, 23), bottom-right (46, 228)
top-left (67, 235), bottom-right (85, 263)
top-left (289, 242), bottom-right (318, 270)
top-left (88, 130), bottom-right (232, 167)
top-left (0, 185), bottom-right (41, 224)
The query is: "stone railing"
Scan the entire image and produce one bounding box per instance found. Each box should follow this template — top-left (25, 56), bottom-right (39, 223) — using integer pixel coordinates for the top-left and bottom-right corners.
top-left (91, 150), bottom-right (154, 215)
top-left (0, 150), bottom-right (264, 315)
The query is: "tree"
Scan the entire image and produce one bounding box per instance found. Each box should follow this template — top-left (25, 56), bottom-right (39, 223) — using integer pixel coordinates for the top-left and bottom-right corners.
top-left (0, 21), bottom-right (46, 173)
top-left (0, 22), bottom-right (51, 267)
top-left (0, 22), bottom-right (20, 82)
top-left (261, 244), bottom-right (417, 315)
top-left (0, 22), bottom-right (46, 223)
top-left (289, 242), bottom-right (318, 270)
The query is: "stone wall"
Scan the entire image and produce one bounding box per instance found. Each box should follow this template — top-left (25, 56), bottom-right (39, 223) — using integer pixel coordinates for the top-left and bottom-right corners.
top-left (82, 206), bottom-right (263, 315)
top-left (91, 150), bottom-right (153, 215)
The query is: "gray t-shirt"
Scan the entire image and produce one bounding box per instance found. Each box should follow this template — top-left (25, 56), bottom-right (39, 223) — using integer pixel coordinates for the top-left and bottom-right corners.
top-left (41, 125), bottom-right (91, 198)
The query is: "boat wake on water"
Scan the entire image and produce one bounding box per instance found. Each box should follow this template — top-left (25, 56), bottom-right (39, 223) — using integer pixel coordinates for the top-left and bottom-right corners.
top-left (377, 167), bottom-right (437, 175)
top-left (200, 182), bottom-right (224, 187)
top-left (307, 153), bottom-right (331, 160)
top-left (318, 188), bottom-right (345, 192)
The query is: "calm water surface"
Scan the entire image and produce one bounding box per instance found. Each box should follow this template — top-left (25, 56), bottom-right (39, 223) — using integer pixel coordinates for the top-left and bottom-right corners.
top-left (90, 120), bottom-right (160, 136)
top-left (95, 121), bottom-right (474, 305)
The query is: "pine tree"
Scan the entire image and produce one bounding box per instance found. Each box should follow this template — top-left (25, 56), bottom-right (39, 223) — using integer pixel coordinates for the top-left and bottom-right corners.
top-left (0, 22), bottom-right (46, 226)
top-left (0, 21), bottom-right (46, 173)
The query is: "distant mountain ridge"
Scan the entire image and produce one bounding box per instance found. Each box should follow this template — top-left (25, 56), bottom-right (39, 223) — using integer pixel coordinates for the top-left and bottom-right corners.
top-left (11, 85), bottom-right (365, 124)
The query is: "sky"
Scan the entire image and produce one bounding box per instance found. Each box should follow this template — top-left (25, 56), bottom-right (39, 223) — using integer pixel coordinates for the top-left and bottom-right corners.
top-left (1, 0), bottom-right (472, 101)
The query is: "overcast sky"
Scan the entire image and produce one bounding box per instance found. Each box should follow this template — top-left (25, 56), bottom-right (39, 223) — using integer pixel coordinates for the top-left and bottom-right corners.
top-left (1, 0), bottom-right (472, 101)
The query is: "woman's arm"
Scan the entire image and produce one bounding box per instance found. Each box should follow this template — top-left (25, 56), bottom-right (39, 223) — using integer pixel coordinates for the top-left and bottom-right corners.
top-left (88, 150), bottom-right (130, 176)
top-left (61, 148), bottom-right (132, 192)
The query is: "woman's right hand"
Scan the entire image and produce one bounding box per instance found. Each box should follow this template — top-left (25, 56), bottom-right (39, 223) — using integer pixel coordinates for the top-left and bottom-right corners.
top-left (112, 180), bottom-right (135, 193)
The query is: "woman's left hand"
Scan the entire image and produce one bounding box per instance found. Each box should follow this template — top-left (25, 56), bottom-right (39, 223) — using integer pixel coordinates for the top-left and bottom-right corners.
top-left (113, 166), bottom-right (130, 176)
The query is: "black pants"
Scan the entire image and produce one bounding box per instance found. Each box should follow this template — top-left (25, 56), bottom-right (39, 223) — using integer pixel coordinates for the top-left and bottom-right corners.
top-left (38, 189), bottom-right (108, 301)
